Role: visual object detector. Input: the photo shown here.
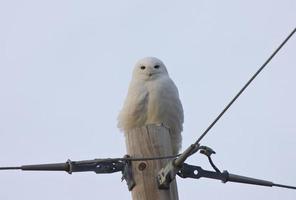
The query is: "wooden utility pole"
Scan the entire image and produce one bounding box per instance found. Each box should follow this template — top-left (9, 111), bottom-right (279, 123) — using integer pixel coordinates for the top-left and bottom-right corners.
top-left (125, 124), bottom-right (178, 200)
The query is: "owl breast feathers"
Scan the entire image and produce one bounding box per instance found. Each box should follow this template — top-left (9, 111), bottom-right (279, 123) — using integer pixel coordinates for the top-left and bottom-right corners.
top-left (118, 57), bottom-right (184, 154)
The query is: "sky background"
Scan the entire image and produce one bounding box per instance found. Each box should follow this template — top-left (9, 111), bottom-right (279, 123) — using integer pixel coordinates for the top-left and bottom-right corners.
top-left (0, 0), bottom-right (295, 199)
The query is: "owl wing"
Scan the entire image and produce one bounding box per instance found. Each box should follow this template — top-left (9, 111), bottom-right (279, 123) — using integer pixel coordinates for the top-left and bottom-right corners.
top-left (155, 77), bottom-right (184, 154)
top-left (117, 80), bottom-right (149, 132)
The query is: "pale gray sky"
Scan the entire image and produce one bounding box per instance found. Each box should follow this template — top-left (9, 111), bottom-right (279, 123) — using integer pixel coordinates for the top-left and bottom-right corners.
top-left (0, 0), bottom-right (295, 199)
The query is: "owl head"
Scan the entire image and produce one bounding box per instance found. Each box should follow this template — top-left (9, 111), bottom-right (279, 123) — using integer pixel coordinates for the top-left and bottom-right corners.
top-left (132, 57), bottom-right (169, 80)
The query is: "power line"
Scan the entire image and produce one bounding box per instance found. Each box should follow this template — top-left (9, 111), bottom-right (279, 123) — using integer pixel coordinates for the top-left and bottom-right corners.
top-left (172, 27), bottom-right (296, 167)
top-left (0, 167), bottom-right (21, 170)
top-left (193, 27), bottom-right (296, 147)
top-left (273, 183), bottom-right (296, 190)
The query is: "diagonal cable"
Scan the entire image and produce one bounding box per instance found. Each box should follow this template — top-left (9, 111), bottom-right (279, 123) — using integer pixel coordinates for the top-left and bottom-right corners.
top-left (175, 27), bottom-right (296, 166)
top-left (194, 27), bottom-right (296, 146)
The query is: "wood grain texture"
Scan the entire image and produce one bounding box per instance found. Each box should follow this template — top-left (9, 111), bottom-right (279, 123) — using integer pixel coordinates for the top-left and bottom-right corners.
top-left (125, 124), bottom-right (178, 200)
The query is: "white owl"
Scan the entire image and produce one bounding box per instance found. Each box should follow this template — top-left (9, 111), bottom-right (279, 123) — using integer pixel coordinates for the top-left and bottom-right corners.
top-left (118, 57), bottom-right (184, 154)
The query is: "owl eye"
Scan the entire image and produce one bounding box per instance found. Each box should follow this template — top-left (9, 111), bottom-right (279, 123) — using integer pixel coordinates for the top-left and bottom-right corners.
top-left (140, 66), bottom-right (146, 70)
top-left (154, 65), bottom-right (160, 69)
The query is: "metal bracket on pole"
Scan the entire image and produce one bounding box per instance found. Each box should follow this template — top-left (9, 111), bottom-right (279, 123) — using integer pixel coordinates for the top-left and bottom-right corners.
top-left (157, 144), bottom-right (200, 189)
top-left (121, 155), bottom-right (136, 191)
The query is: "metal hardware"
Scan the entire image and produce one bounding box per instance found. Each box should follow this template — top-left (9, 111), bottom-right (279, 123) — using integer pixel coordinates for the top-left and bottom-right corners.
top-left (157, 144), bottom-right (200, 189)
top-left (199, 146), bottom-right (221, 173)
top-left (0, 156), bottom-right (135, 191)
top-left (121, 155), bottom-right (136, 191)
top-left (177, 163), bottom-right (296, 190)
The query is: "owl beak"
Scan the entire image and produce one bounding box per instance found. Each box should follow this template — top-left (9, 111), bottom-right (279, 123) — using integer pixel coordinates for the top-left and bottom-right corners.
top-left (148, 73), bottom-right (153, 77)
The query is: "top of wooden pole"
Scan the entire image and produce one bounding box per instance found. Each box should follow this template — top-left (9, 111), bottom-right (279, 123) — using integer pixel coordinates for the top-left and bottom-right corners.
top-left (125, 124), bottom-right (179, 200)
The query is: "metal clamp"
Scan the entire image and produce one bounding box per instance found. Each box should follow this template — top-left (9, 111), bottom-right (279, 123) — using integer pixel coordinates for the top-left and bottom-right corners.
top-left (157, 144), bottom-right (200, 189)
top-left (121, 155), bottom-right (136, 191)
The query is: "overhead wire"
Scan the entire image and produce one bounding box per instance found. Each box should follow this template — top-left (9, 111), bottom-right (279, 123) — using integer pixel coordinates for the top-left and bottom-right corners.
top-left (193, 27), bottom-right (296, 147)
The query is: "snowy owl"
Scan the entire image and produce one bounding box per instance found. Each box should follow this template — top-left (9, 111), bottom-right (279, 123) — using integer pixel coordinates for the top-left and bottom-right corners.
top-left (118, 57), bottom-right (184, 154)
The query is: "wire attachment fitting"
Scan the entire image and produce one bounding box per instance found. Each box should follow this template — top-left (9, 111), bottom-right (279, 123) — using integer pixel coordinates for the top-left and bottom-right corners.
top-left (121, 155), bottom-right (136, 191)
top-left (157, 144), bottom-right (201, 189)
top-left (199, 146), bottom-right (221, 173)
